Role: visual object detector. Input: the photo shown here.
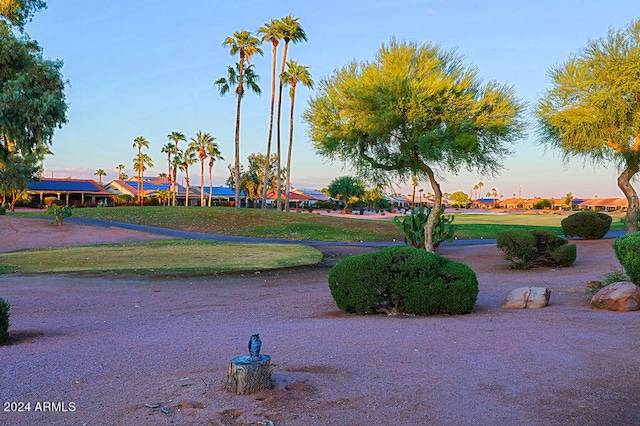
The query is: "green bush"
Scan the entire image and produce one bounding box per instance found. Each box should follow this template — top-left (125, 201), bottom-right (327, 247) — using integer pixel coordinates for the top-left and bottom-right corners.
top-left (496, 229), bottom-right (576, 269)
top-left (327, 245), bottom-right (478, 315)
top-left (46, 204), bottom-right (73, 225)
top-left (0, 297), bottom-right (10, 345)
top-left (561, 211), bottom-right (612, 239)
top-left (0, 206), bottom-right (5, 215)
top-left (612, 232), bottom-right (640, 284)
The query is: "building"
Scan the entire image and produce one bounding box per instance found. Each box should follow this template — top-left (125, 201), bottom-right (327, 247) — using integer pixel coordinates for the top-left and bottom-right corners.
top-left (27, 178), bottom-right (112, 207)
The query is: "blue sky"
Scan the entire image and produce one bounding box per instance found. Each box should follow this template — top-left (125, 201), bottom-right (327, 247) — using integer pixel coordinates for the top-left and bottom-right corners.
top-left (24, 0), bottom-right (640, 198)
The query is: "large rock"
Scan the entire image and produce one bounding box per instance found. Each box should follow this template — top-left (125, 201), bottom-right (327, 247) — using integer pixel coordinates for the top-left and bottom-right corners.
top-left (590, 282), bottom-right (640, 312)
top-left (501, 287), bottom-right (551, 309)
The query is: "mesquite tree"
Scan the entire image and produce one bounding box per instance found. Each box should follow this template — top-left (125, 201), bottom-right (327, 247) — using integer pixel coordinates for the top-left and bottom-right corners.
top-left (537, 18), bottom-right (640, 234)
top-left (304, 39), bottom-right (525, 251)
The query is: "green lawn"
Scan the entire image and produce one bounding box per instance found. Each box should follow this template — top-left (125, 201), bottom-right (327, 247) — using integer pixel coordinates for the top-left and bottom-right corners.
top-left (11, 206), bottom-right (627, 242)
top-left (0, 239), bottom-right (322, 275)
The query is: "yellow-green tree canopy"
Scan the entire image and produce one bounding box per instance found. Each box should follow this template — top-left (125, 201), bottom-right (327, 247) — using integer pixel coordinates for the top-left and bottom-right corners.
top-left (304, 39), bottom-right (525, 251)
top-left (0, 0), bottom-right (45, 30)
top-left (536, 18), bottom-right (640, 233)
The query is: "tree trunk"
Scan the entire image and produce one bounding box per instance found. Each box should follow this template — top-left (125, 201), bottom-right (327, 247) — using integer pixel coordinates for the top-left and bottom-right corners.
top-left (225, 355), bottom-right (272, 395)
top-left (208, 162), bottom-right (213, 207)
top-left (200, 156), bottom-right (205, 207)
top-left (234, 70), bottom-right (243, 209)
top-left (284, 90), bottom-right (296, 212)
top-left (424, 165), bottom-right (442, 253)
top-left (275, 42), bottom-right (290, 211)
top-left (261, 41), bottom-right (278, 209)
top-left (618, 166), bottom-right (639, 233)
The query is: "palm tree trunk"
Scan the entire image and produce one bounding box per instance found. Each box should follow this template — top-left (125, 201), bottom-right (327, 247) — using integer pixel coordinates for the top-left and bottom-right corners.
top-left (166, 153), bottom-right (172, 205)
top-left (141, 170), bottom-right (145, 206)
top-left (234, 60), bottom-right (244, 209)
top-left (172, 144), bottom-right (178, 206)
top-left (284, 88), bottom-right (296, 212)
top-left (618, 165), bottom-right (639, 233)
top-left (208, 162), bottom-right (213, 207)
top-left (275, 42), bottom-right (290, 211)
top-left (200, 157), bottom-right (205, 207)
top-left (261, 42), bottom-right (278, 209)
top-left (185, 167), bottom-right (190, 207)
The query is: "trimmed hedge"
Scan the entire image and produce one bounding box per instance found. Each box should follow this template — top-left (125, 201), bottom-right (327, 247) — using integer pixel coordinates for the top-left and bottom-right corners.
top-left (561, 211), bottom-right (612, 239)
top-left (328, 245), bottom-right (478, 315)
top-left (0, 297), bottom-right (10, 345)
top-left (497, 229), bottom-right (576, 269)
top-left (612, 232), bottom-right (640, 285)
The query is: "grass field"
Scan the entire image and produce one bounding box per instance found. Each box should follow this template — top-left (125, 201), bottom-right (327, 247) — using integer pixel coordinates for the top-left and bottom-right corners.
top-left (0, 239), bottom-right (323, 275)
top-left (12, 206), bottom-right (627, 242)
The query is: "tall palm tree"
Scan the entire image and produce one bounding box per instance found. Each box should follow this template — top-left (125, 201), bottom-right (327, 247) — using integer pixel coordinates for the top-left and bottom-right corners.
top-left (218, 30), bottom-right (263, 208)
top-left (167, 132), bottom-right (186, 206)
top-left (208, 144), bottom-right (224, 207)
top-left (94, 168), bottom-right (106, 185)
top-left (116, 163), bottom-right (126, 180)
top-left (161, 142), bottom-right (175, 202)
top-left (275, 15), bottom-right (307, 211)
top-left (281, 60), bottom-right (313, 212)
top-left (181, 149), bottom-right (197, 207)
top-left (411, 176), bottom-right (419, 207)
top-left (132, 136), bottom-right (150, 205)
top-left (215, 59), bottom-right (261, 208)
top-left (477, 181), bottom-right (484, 200)
top-left (133, 153), bottom-right (153, 205)
top-left (258, 18), bottom-right (284, 209)
top-left (187, 131), bottom-right (218, 207)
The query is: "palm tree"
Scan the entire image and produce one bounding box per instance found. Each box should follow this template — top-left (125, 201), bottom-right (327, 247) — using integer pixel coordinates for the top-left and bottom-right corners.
top-left (187, 131), bottom-right (218, 207)
top-left (94, 168), bottom-right (106, 185)
top-left (275, 15), bottom-right (307, 211)
top-left (257, 18), bottom-right (284, 209)
top-left (34, 143), bottom-right (53, 178)
top-left (281, 60), bottom-right (313, 212)
top-left (218, 30), bottom-right (263, 208)
top-left (132, 136), bottom-right (150, 205)
top-left (167, 132), bottom-right (186, 206)
top-left (161, 142), bottom-right (175, 203)
top-left (477, 181), bottom-right (484, 200)
top-left (208, 145), bottom-right (224, 207)
top-left (133, 153), bottom-right (153, 205)
top-left (116, 163), bottom-right (126, 180)
top-left (181, 149), bottom-right (197, 207)
top-left (411, 176), bottom-right (419, 207)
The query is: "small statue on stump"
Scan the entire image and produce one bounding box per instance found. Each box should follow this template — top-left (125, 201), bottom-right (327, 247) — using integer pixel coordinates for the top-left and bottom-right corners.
top-left (248, 334), bottom-right (262, 360)
top-left (226, 333), bottom-right (271, 395)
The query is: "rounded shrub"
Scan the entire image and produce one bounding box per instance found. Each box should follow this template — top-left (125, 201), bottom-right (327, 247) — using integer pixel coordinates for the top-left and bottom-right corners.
top-left (612, 232), bottom-right (640, 285)
top-left (327, 245), bottom-right (478, 315)
top-left (497, 229), bottom-right (576, 269)
top-left (0, 297), bottom-right (10, 345)
top-left (561, 211), bottom-right (612, 239)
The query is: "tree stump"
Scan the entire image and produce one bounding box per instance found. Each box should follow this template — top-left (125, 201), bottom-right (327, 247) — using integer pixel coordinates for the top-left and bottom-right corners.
top-left (225, 355), bottom-right (272, 395)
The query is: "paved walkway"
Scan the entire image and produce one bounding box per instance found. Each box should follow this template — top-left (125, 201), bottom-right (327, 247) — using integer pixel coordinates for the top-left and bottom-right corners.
top-left (66, 217), bottom-right (626, 247)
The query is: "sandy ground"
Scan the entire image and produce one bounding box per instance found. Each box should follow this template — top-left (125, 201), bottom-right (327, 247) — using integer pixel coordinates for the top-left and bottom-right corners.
top-left (0, 215), bottom-right (639, 426)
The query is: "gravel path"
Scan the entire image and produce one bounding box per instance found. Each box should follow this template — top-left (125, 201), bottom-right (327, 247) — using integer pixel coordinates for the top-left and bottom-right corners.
top-left (0, 216), bottom-right (639, 426)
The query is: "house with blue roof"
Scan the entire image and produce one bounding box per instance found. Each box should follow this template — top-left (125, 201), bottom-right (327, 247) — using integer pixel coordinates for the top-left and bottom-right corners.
top-left (27, 178), bottom-right (112, 207)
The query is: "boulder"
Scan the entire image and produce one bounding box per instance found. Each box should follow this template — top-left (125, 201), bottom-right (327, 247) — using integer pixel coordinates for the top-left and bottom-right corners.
top-left (590, 282), bottom-right (640, 312)
top-left (501, 287), bottom-right (550, 309)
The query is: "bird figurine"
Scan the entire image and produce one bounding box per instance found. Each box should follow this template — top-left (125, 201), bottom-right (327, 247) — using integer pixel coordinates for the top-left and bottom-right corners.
top-left (248, 334), bottom-right (262, 360)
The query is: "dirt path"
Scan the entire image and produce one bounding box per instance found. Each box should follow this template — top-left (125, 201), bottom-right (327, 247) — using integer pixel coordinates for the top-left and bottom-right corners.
top-left (0, 216), bottom-right (638, 426)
